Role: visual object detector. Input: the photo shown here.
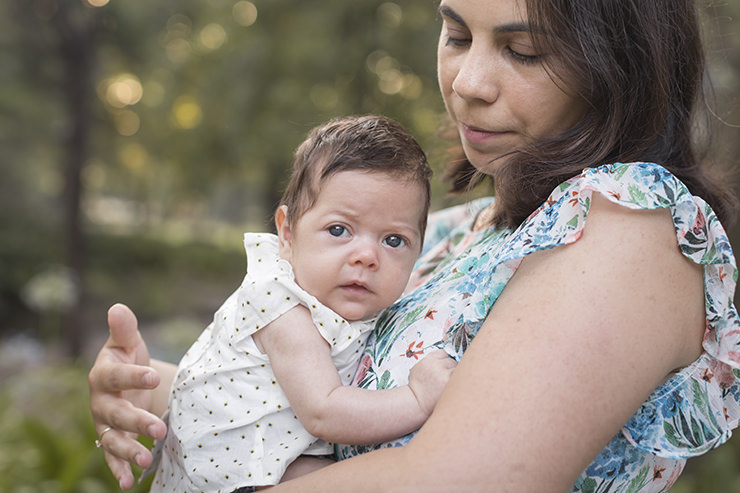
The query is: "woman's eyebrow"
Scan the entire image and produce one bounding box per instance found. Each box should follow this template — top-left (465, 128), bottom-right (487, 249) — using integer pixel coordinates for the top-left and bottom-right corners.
top-left (438, 4), bottom-right (530, 35)
top-left (438, 5), bottom-right (467, 28)
top-left (494, 23), bottom-right (530, 34)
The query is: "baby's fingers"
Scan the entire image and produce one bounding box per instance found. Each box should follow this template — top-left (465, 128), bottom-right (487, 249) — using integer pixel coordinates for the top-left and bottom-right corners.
top-left (422, 349), bottom-right (458, 369)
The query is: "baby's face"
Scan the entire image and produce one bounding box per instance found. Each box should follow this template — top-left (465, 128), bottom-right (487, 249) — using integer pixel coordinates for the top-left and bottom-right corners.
top-left (278, 170), bottom-right (426, 321)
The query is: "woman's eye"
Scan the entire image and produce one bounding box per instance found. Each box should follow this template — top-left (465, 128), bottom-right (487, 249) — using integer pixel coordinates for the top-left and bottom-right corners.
top-left (442, 21), bottom-right (470, 47)
top-left (506, 46), bottom-right (539, 65)
top-left (445, 34), bottom-right (470, 47)
top-left (328, 225), bottom-right (348, 237)
top-left (383, 235), bottom-right (406, 249)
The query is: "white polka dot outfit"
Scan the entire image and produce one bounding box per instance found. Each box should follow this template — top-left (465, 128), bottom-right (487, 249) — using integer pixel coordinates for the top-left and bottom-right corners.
top-left (150, 233), bottom-right (374, 492)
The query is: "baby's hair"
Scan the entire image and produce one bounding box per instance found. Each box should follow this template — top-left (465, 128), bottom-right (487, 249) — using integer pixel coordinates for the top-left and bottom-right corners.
top-left (279, 115), bottom-right (432, 236)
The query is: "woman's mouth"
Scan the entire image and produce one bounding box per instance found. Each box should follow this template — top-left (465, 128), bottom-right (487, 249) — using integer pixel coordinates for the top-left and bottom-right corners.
top-left (460, 122), bottom-right (507, 144)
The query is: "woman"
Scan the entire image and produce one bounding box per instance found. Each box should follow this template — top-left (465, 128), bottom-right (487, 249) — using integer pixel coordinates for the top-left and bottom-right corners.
top-left (89, 0), bottom-right (740, 490)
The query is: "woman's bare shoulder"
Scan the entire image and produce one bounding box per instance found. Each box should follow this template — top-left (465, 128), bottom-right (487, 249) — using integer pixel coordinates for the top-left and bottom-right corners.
top-left (519, 191), bottom-right (705, 366)
top-left (396, 192), bottom-right (706, 489)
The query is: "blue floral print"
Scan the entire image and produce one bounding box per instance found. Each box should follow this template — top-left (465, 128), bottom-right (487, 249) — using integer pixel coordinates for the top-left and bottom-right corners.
top-left (337, 162), bottom-right (740, 492)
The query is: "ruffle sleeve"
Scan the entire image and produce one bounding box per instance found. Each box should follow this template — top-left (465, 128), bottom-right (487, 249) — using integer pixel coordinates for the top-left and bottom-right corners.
top-left (232, 233), bottom-right (300, 342)
top-left (506, 162), bottom-right (740, 459)
top-left (235, 233), bottom-right (372, 362)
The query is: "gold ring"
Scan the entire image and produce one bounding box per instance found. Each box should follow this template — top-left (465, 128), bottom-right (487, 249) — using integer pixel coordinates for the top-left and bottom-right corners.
top-left (95, 426), bottom-right (113, 448)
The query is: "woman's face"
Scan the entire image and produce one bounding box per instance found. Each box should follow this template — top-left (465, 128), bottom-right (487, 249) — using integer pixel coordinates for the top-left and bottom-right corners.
top-left (437, 0), bottom-right (585, 173)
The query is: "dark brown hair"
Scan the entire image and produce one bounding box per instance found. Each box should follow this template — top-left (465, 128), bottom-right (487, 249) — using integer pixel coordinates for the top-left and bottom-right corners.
top-left (280, 115), bottom-right (432, 236)
top-left (444, 0), bottom-right (738, 228)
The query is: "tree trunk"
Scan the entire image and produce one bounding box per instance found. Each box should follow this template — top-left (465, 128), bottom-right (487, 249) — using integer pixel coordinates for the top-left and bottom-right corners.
top-left (55, 2), bottom-right (97, 357)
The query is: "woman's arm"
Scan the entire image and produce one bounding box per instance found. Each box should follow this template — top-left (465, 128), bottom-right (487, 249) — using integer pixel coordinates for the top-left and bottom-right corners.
top-left (252, 305), bottom-right (456, 444)
top-left (88, 303), bottom-right (175, 489)
top-left (271, 194), bottom-right (706, 491)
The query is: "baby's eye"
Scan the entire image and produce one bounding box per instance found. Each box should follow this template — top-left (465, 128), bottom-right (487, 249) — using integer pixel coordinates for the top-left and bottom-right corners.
top-left (328, 225), bottom-right (348, 237)
top-left (383, 235), bottom-right (407, 249)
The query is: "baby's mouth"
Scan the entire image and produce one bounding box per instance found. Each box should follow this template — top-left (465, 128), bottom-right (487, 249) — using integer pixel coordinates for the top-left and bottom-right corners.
top-left (341, 282), bottom-right (371, 295)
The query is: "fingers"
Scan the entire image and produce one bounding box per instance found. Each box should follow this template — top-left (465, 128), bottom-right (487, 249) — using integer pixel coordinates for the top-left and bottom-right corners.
top-left (429, 349), bottom-right (458, 368)
top-left (90, 303), bottom-right (163, 488)
top-left (95, 422), bottom-right (161, 489)
top-left (90, 404), bottom-right (165, 489)
top-left (91, 392), bottom-right (166, 439)
top-left (414, 349), bottom-right (457, 370)
top-left (102, 430), bottom-right (154, 490)
top-left (107, 303), bottom-right (141, 350)
top-left (102, 428), bottom-right (155, 467)
top-left (89, 303), bottom-right (156, 394)
top-left (425, 349), bottom-right (456, 361)
top-left (89, 360), bottom-right (159, 393)
top-left (105, 453), bottom-right (136, 490)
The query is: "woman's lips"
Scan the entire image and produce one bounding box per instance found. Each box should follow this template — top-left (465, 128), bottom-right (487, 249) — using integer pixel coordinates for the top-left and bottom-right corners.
top-left (460, 122), bottom-right (507, 144)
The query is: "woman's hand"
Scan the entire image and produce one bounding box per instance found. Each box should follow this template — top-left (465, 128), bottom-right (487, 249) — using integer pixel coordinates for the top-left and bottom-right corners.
top-left (88, 303), bottom-right (170, 490)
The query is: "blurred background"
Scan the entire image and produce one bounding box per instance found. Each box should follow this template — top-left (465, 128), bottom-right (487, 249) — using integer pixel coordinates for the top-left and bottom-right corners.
top-left (0, 0), bottom-right (739, 491)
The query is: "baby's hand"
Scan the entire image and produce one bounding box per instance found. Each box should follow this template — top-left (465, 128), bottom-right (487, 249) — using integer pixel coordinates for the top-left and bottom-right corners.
top-left (408, 349), bottom-right (456, 417)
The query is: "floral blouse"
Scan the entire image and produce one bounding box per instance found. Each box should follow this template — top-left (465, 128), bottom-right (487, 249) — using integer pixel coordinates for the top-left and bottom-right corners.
top-left (337, 162), bottom-right (740, 492)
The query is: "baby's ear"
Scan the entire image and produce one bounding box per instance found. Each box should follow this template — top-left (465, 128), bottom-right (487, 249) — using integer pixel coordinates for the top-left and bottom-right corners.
top-left (275, 205), bottom-right (292, 258)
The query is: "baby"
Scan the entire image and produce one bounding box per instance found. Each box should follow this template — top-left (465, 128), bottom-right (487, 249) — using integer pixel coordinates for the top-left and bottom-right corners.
top-left (148, 115), bottom-right (455, 492)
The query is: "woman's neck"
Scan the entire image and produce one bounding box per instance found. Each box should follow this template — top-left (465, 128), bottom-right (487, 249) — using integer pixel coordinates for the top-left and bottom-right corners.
top-left (472, 203), bottom-right (497, 232)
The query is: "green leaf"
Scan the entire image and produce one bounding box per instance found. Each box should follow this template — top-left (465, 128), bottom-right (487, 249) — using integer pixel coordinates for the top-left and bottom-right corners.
top-left (613, 164), bottom-right (630, 180)
top-left (581, 477), bottom-right (598, 493)
top-left (625, 465), bottom-right (650, 493)
top-left (377, 370), bottom-right (394, 390)
top-left (665, 420), bottom-right (681, 447)
top-left (628, 184), bottom-right (647, 205)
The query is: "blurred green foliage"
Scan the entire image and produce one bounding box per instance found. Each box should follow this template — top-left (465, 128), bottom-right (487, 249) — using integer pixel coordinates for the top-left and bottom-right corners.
top-left (0, 364), bottom-right (153, 492)
top-left (0, 0), bottom-right (457, 343)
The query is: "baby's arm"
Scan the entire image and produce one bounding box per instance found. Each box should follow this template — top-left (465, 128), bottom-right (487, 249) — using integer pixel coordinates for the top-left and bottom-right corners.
top-left (251, 305), bottom-right (455, 445)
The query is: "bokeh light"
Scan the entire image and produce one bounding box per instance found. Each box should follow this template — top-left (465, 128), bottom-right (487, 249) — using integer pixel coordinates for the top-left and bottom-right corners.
top-left (103, 74), bottom-right (143, 108)
top-left (119, 143), bottom-right (149, 174)
top-left (165, 14), bottom-right (193, 63)
top-left (200, 23), bottom-right (227, 51)
top-left (377, 3), bottom-right (402, 28)
top-left (172, 96), bottom-right (203, 129)
top-left (233, 1), bottom-right (258, 26)
top-left (113, 110), bottom-right (141, 136)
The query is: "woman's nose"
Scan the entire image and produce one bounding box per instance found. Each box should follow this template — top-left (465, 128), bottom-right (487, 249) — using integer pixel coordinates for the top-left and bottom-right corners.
top-left (452, 44), bottom-right (500, 104)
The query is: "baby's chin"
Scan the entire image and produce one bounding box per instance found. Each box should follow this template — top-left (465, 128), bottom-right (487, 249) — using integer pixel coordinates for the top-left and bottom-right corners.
top-left (333, 305), bottom-right (384, 323)
top-left (338, 310), bottom-right (380, 323)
